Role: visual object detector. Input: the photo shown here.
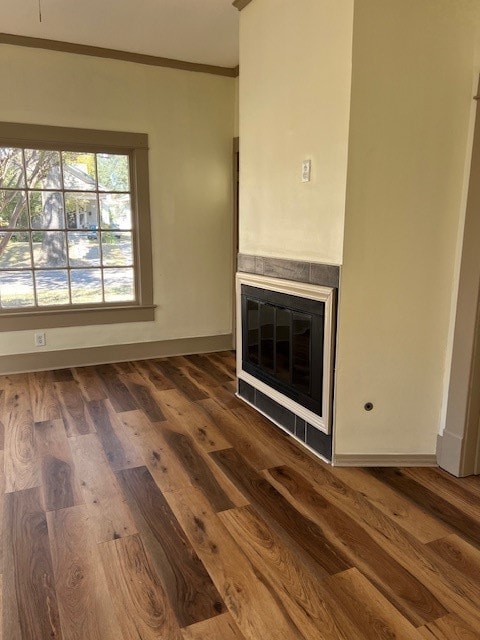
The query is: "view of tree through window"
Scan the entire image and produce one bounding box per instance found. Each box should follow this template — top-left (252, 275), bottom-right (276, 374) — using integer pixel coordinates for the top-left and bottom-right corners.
top-left (0, 146), bottom-right (135, 309)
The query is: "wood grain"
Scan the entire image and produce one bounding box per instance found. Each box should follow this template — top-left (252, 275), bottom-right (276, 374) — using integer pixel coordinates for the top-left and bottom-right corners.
top-left (1, 353), bottom-right (480, 639)
top-left (123, 379), bottom-right (167, 422)
top-left (153, 359), bottom-right (209, 401)
top-left (116, 465), bottom-right (226, 627)
top-left (72, 367), bottom-right (107, 402)
top-left (323, 568), bottom-right (422, 639)
top-left (181, 613), bottom-right (245, 640)
top-left (27, 371), bottom-right (61, 422)
top-left (133, 359), bottom-right (176, 390)
top-left (100, 533), bottom-right (183, 640)
top-left (4, 487), bottom-right (63, 639)
top-left (69, 434), bottom-right (137, 543)
top-left (330, 466), bottom-right (453, 543)
top-left (35, 419), bottom-right (84, 511)
top-left (0, 451), bottom-right (4, 573)
top-left (267, 465), bottom-right (480, 628)
top-left (95, 364), bottom-right (138, 412)
top-left (211, 448), bottom-right (350, 577)
top-left (266, 465), bottom-right (447, 626)
top-left (87, 399), bottom-right (143, 471)
top-left (163, 427), bottom-right (235, 512)
top-left (55, 380), bottom-right (96, 437)
top-left (157, 390), bottom-right (233, 453)
top-left (3, 375), bottom-right (39, 493)
top-left (47, 505), bottom-right (124, 640)
top-left (370, 467), bottom-right (480, 547)
top-left (219, 504), bottom-right (356, 640)
top-left (119, 410), bottom-right (194, 493)
top-left (164, 486), bottom-right (306, 640)
top-left (418, 614), bottom-right (480, 639)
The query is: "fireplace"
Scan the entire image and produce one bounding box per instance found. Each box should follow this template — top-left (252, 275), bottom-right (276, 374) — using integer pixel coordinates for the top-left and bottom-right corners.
top-left (236, 272), bottom-right (336, 458)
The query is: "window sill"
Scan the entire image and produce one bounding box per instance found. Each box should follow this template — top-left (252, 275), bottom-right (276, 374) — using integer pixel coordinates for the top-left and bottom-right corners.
top-left (0, 304), bottom-right (156, 331)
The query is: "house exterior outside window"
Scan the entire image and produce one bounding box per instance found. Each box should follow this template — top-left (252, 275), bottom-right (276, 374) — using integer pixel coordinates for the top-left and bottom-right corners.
top-left (0, 122), bottom-right (154, 330)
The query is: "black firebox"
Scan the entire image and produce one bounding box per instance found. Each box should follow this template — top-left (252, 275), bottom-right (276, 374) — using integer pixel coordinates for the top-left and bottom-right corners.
top-left (241, 284), bottom-right (325, 416)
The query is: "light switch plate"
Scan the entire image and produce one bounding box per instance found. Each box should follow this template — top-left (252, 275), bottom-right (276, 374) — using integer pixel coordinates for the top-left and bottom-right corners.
top-left (302, 159), bottom-right (311, 182)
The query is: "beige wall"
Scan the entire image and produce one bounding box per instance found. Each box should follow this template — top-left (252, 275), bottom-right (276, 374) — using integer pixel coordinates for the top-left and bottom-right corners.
top-left (334, 0), bottom-right (479, 455)
top-left (239, 0), bottom-right (354, 265)
top-left (238, 0), bottom-right (480, 457)
top-left (0, 45), bottom-right (235, 356)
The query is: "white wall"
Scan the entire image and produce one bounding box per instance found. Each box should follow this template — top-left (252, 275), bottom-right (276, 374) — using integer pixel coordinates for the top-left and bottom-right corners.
top-left (0, 45), bottom-right (235, 356)
top-left (334, 0), bottom-right (479, 455)
top-left (239, 0), bottom-right (354, 265)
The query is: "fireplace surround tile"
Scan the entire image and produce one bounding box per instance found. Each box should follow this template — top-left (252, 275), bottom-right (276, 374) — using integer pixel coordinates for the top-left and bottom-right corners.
top-left (262, 257), bottom-right (310, 283)
top-left (237, 379), bottom-right (332, 461)
top-left (237, 254), bottom-right (340, 288)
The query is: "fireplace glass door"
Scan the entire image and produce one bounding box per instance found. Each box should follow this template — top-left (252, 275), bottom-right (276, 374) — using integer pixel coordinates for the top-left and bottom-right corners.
top-left (241, 285), bottom-right (324, 416)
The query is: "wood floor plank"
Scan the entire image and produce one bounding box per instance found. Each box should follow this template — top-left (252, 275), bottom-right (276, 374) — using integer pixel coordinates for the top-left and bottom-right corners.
top-left (323, 568), bottom-right (423, 640)
top-left (3, 375), bottom-right (39, 493)
top-left (157, 390), bottom-right (233, 453)
top-left (54, 380), bottom-right (96, 437)
top-left (116, 465), bottom-right (226, 628)
top-left (2, 354), bottom-right (480, 640)
top-left (153, 359), bottom-right (209, 401)
top-left (163, 427), bottom-right (235, 512)
top-left (69, 434), bottom-right (137, 543)
top-left (87, 399), bottom-right (143, 471)
top-left (123, 378), bottom-right (167, 422)
top-left (35, 419), bottom-right (84, 511)
top-left (0, 451), bottom-right (5, 573)
top-left (27, 370), bottom-right (61, 422)
top-left (330, 466), bottom-right (453, 543)
top-left (405, 466), bottom-right (480, 523)
top-left (0, 573), bottom-right (3, 640)
top-left (164, 486), bottom-right (307, 640)
top-left (52, 368), bottom-right (74, 382)
top-left (370, 467), bottom-right (480, 548)
top-left (0, 390), bottom-right (4, 451)
top-left (47, 505), bottom-right (124, 640)
top-left (100, 533), bottom-right (183, 640)
top-left (266, 466), bottom-right (448, 626)
top-left (219, 504), bottom-right (359, 640)
top-left (133, 359), bottom-right (176, 391)
top-left (118, 410), bottom-right (194, 493)
top-left (95, 364), bottom-right (138, 412)
top-left (171, 356), bottom-right (232, 396)
top-left (211, 448), bottom-right (350, 577)
top-left (4, 487), bottom-right (63, 639)
top-left (199, 398), bottom-right (284, 468)
top-left (426, 534), bottom-right (480, 585)
top-left (181, 612), bottom-right (245, 640)
top-left (205, 352), bottom-right (237, 378)
top-left (72, 367), bottom-right (107, 402)
top-left (418, 614), bottom-right (480, 639)
top-left (280, 465), bottom-right (480, 630)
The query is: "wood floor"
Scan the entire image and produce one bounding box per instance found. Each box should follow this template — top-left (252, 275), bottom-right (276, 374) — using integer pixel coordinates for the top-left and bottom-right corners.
top-left (0, 351), bottom-right (480, 639)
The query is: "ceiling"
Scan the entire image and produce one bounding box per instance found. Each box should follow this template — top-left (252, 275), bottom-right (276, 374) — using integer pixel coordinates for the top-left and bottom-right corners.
top-left (1, 0), bottom-right (239, 68)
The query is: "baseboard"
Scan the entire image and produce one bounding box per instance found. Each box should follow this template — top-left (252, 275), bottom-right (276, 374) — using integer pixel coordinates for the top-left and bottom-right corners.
top-left (333, 453), bottom-right (438, 467)
top-left (0, 333), bottom-right (233, 375)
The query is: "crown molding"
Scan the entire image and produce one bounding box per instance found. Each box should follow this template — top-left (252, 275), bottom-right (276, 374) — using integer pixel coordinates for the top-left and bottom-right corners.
top-left (233, 0), bottom-right (254, 10)
top-left (0, 32), bottom-right (239, 78)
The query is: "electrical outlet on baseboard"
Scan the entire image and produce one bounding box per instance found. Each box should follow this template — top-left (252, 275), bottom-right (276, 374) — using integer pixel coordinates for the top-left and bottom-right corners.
top-left (34, 331), bottom-right (46, 347)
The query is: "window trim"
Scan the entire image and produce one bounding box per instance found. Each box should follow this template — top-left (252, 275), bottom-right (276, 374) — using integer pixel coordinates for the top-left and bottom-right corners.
top-left (0, 122), bottom-right (155, 331)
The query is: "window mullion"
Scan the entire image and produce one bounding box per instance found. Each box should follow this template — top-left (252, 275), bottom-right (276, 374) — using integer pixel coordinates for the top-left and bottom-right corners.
top-left (22, 148), bottom-right (39, 308)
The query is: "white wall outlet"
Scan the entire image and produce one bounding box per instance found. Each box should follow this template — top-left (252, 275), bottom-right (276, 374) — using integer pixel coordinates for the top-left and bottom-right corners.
top-left (301, 159), bottom-right (312, 183)
top-left (34, 331), bottom-right (46, 347)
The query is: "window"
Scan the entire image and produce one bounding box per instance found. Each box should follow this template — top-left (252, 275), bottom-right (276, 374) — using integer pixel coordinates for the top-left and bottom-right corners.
top-left (0, 123), bottom-right (154, 330)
